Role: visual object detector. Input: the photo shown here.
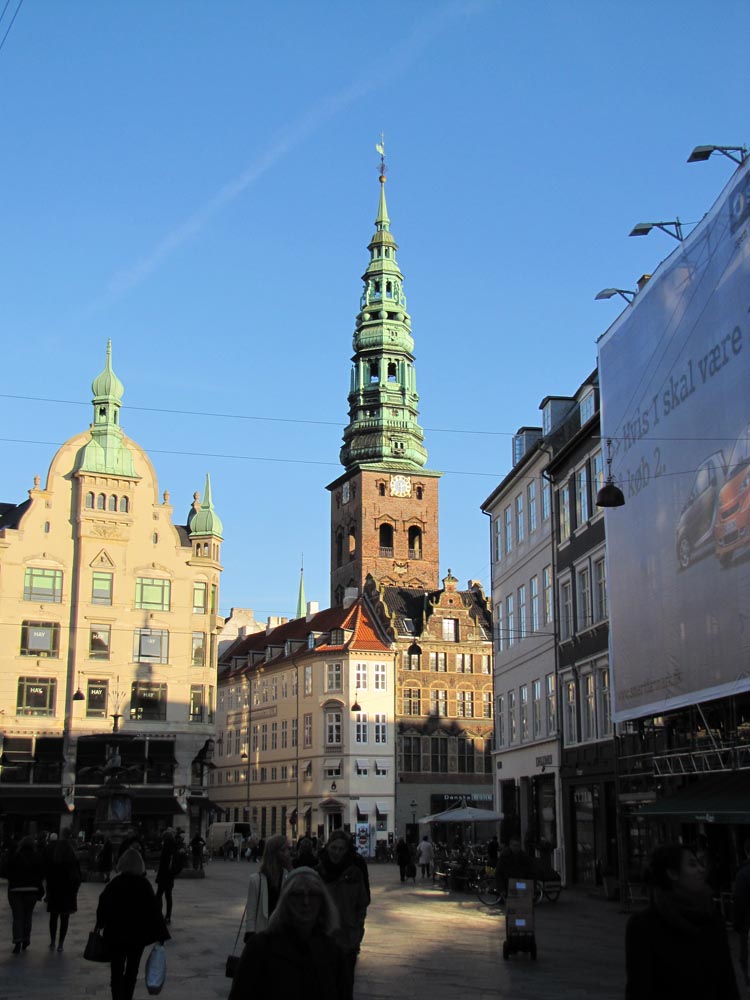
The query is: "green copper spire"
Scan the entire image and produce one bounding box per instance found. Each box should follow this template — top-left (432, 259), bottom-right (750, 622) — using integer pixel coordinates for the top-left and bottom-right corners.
top-left (339, 160), bottom-right (428, 472)
top-left (189, 473), bottom-right (224, 538)
top-left (76, 340), bottom-right (138, 477)
top-left (295, 559), bottom-right (306, 619)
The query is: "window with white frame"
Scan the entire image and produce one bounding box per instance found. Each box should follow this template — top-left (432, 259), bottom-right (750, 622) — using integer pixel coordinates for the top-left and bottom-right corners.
top-left (303, 713), bottom-right (312, 747)
top-left (506, 593), bottom-right (515, 648)
top-left (404, 687), bottom-right (421, 715)
top-left (292, 718), bottom-right (298, 747)
top-left (528, 481), bottom-right (537, 533)
top-left (325, 710), bottom-right (342, 746)
top-left (456, 690), bottom-right (474, 718)
top-left (596, 667), bottom-right (612, 737)
top-left (429, 651), bottom-right (447, 671)
top-left (442, 618), bottom-right (458, 642)
top-left (404, 649), bottom-right (420, 670)
top-left (575, 465), bottom-right (590, 527)
top-left (532, 679), bottom-right (542, 738)
top-left (304, 665), bottom-right (312, 696)
top-left (326, 663), bottom-right (342, 692)
top-left (431, 689), bottom-right (448, 717)
top-left (456, 653), bottom-right (473, 673)
top-left (559, 580), bottom-right (572, 641)
top-left (374, 663), bottom-right (386, 690)
top-left (480, 654), bottom-right (491, 674)
top-left (483, 691), bottom-right (493, 718)
top-left (593, 556), bottom-right (607, 622)
top-left (504, 506), bottom-right (513, 553)
top-left (374, 713), bottom-right (387, 743)
top-left (495, 517), bottom-right (503, 560)
top-left (356, 663), bottom-right (368, 689)
top-left (541, 568), bottom-right (552, 628)
top-left (563, 677), bottom-right (577, 744)
top-left (530, 576), bottom-right (539, 632)
top-left (508, 690), bottom-right (517, 743)
top-left (252, 724), bottom-right (259, 752)
top-left (520, 684), bottom-right (529, 740)
top-left (581, 673), bottom-right (595, 741)
top-left (355, 713), bottom-right (368, 743)
top-left (518, 584), bottom-right (527, 639)
top-left (558, 484), bottom-right (571, 543)
top-left (542, 477), bottom-right (550, 521)
top-left (546, 673), bottom-right (556, 734)
top-left (271, 722), bottom-right (278, 750)
top-left (592, 450), bottom-right (605, 497)
top-left (576, 565), bottom-right (591, 631)
top-left (281, 719), bottom-right (288, 749)
top-left (356, 760), bottom-right (369, 776)
top-left (580, 389), bottom-right (595, 425)
top-left (515, 494), bottom-right (524, 544)
top-left (496, 605), bottom-right (504, 653)
top-left (261, 723), bottom-right (268, 751)
top-left (497, 694), bottom-right (505, 745)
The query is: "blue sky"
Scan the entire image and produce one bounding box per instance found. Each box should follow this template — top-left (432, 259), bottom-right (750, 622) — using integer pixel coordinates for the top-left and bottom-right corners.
top-left (1, 0), bottom-right (749, 620)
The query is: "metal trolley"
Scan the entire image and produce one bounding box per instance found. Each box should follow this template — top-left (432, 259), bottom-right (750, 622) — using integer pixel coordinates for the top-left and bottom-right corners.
top-left (502, 877), bottom-right (537, 960)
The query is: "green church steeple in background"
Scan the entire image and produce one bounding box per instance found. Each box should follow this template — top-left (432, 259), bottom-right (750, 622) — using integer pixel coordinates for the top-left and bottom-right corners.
top-left (339, 154), bottom-right (428, 472)
top-left (296, 559), bottom-right (306, 619)
top-left (76, 340), bottom-right (138, 477)
top-left (190, 473), bottom-right (224, 539)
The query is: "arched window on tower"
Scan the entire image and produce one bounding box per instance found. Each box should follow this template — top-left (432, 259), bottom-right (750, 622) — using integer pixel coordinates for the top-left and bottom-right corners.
top-left (387, 362), bottom-right (397, 382)
top-left (108, 495), bottom-right (117, 512)
top-left (336, 530), bottom-right (343, 568)
top-left (373, 280), bottom-right (381, 299)
top-left (369, 362), bottom-right (379, 384)
top-left (96, 494), bottom-right (106, 510)
top-left (379, 483), bottom-right (386, 497)
top-left (379, 523), bottom-right (394, 557)
top-left (408, 526), bottom-right (423, 559)
top-left (85, 492), bottom-right (94, 509)
top-left (348, 527), bottom-right (356, 561)
top-left (416, 486), bottom-right (423, 500)
top-left (119, 496), bottom-right (129, 513)
top-left (386, 281), bottom-right (393, 299)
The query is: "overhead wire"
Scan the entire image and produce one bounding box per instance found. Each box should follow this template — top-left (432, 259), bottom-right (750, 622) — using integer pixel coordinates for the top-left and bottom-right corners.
top-left (0, 0), bottom-right (24, 55)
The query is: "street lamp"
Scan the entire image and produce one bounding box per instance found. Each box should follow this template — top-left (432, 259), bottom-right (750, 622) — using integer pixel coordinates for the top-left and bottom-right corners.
top-left (595, 288), bottom-right (636, 304)
top-left (628, 219), bottom-right (684, 241)
top-left (596, 438), bottom-right (626, 508)
top-left (688, 144), bottom-right (747, 165)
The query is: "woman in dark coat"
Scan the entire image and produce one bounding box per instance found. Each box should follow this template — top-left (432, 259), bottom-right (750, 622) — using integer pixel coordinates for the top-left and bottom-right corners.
top-left (44, 828), bottom-right (81, 951)
top-left (395, 837), bottom-right (411, 883)
top-left (229, 866), bottom-right (344, 1000)
top-left (97, 847), bottom-right (169, 1000)
top-left (154, 829), bottom-right (178, 924)
top-left (6, 836), bottom-right (44, 953)
top-left (625, 842), bottom-right (740, 1000)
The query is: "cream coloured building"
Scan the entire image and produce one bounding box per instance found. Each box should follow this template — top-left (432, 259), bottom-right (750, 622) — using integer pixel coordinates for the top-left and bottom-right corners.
top-left (0, 343), bottom-right (223, 842)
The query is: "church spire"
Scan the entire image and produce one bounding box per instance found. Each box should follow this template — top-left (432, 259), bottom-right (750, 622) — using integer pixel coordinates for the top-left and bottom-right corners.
top-left (189, 473), bottom-right (224, 539)
top-left (339, 150), bottom-right (428, 472)
top-left (295, 558), bottom-right (306, 619)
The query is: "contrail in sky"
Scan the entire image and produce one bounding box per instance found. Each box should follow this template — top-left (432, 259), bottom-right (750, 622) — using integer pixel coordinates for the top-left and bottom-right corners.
top-left (82, 1), bottom-right (487, 313)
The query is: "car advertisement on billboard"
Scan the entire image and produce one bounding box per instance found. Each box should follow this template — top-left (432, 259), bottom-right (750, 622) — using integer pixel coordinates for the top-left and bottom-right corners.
top-left (598, 159), bottom-right (750, 722)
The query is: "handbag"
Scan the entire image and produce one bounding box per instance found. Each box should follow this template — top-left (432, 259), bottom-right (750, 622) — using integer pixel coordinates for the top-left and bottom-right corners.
top-left (145, 942), bottom-right (167, 996)
top-left (83, 923), bottom-right (110, 962)
top-left (225, 901), bottom-right (248, 978)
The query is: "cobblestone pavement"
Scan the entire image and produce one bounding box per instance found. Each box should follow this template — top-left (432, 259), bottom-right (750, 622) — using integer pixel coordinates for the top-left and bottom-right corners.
top-left (0, 859), bottom-right (743, 999)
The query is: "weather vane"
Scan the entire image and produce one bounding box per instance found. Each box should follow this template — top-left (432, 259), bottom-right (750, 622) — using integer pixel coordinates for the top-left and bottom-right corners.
top-left (376, 132), bottom-right (386, 180)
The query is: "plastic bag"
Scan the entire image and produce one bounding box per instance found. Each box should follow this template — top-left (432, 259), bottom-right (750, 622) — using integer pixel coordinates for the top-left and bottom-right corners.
top-left (145, 943), bottom-right (167, 996)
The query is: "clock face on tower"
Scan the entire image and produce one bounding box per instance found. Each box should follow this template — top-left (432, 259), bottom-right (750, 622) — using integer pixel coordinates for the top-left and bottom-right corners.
top-left (390, 474), bottom-right (412, 498)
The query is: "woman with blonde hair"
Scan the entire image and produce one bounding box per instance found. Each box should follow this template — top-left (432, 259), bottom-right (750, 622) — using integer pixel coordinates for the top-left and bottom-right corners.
top-left (243, 833), bottom-right (291, 938)
top-left (229, 866), bottom-right (344, 999)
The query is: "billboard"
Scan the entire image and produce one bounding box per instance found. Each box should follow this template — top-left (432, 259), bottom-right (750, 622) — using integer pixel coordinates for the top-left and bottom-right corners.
top-left (598, 159), bottom-right (750, 722)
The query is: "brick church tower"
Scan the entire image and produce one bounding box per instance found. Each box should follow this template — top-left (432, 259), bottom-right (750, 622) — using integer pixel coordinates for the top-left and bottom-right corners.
top-left (328, 155), bottom-right (441, 606)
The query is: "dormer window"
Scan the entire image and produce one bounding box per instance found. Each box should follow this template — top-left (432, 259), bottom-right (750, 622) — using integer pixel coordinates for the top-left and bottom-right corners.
top-left (579, 389), bottom-right (595, 425)
top-left (307, 633), bottom-right (315, 650)
top-left (330, 629), bottom-right (344, 645)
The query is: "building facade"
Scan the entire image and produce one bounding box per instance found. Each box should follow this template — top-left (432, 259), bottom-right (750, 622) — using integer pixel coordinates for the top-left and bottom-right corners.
top-left (0, 344), bottom-right (223, 842)
top-left (481, 427), bottom-right (561, 858)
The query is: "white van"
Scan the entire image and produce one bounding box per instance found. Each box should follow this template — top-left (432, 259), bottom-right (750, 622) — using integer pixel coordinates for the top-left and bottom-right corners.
top-left (206, 821), bottom-right (250, 857)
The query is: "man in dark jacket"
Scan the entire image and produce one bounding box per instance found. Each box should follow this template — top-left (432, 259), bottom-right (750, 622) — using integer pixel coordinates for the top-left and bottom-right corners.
top-left (6, 836), bottom-right (45, 953)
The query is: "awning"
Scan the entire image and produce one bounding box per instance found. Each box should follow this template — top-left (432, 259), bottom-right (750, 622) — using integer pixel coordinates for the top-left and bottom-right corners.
top-left (324, 759), bottom-right (342, 771)
top-left (375, 801), bottom-right (390, 816)
top-left (375, 760), bottom-right (390, 770)
top-left (637, 773), bottom-right (750, 824)
top-left (289, 808), bottom-right (298, 824)
top-left (0, 787), bottom-right (66, 814)
top-left (355, 759), bottom-right (370, 770)
top-left (302, 805), bottom-right (312, 818)
top-left (357, 800), bottom-right (373, 815)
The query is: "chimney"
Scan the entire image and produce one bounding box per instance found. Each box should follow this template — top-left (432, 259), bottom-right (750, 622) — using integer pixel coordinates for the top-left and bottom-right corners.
top-left (306, 601), bottom-right (320, 621)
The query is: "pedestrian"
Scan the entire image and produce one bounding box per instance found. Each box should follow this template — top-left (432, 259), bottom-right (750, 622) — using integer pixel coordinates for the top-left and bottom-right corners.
top-left (96, 847), bottom-right (170, 1000)
top-left (244, 834), bottom-right (292, 936)
top-left (223, 837), bottom-right (235, 861)
top-left (6, 835), bottom-right (45, 954)
top-left (416, 836), bottom-right (434, 879)
top-left (154, 829), bottom-right (180, 925)
top-left (229, 866), bottom-right (345, 1000)
top-left (395, 837), bottom-right (411, 883)
top-left (625, 842), bottom-right (739, 1000)
top-left (293, 835), bottom-right (318, 869)
top-left (495, 835), bottom-right (535, 897)
top-left (44, 827), bottom-right (81, 952)
top-left (487, 835), bottom-right (500, 867)
top-left (190, 832), bottom-right (206, 870)
top-left (98, 836), bottom-right (114, 882)
top-left (317, 829), bottom-right (369, 1000)
top-left (733, 838), bottom-right (750, 987)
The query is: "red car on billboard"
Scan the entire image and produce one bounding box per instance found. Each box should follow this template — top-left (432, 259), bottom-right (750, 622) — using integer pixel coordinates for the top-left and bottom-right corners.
top-left (714, 428), bottom-right (750, 565)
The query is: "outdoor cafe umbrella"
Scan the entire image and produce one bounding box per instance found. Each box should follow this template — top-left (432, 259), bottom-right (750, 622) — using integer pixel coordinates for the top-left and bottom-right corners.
top-left (418, 797), bottom-right (503, 824)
